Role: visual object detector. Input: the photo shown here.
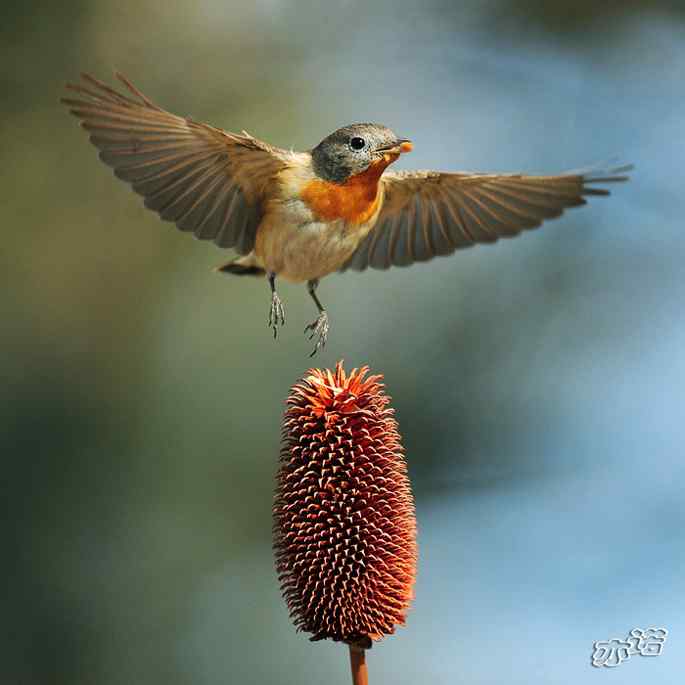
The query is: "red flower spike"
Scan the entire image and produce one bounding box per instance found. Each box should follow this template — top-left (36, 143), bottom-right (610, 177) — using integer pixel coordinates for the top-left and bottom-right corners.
top-left (274, 362), bottom-right (417, 646)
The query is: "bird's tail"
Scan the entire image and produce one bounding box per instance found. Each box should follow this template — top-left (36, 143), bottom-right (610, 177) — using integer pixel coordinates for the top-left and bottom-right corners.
top-left (214, 252), bottom-right (265, 277)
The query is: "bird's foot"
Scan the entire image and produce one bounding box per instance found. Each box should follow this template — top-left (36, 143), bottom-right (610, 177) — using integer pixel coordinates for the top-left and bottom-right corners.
top-left (304, 310), bottom-right (329, 357)
top-left (268, 291), bottom-right (286, 338)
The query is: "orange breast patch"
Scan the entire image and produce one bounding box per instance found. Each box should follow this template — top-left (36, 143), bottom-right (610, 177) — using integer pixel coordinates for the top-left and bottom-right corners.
top-left (301, 154), bottom-right (397, 225)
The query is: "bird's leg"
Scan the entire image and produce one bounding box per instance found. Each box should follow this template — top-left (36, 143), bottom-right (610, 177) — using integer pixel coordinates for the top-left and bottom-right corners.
top-left (267, 271), bottom-right (285, 338)
top-left (304, 279), bottom-right (329, 357)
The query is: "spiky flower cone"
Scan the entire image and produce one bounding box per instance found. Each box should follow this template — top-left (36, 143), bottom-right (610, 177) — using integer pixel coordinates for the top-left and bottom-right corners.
top-left (274, 362), bottom-right (417, 647)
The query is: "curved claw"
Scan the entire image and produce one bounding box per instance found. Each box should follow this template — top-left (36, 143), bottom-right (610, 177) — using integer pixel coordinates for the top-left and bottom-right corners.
top-left (304, 311), bottom-right (329, 357)
top-left (268, 292), bottom-right (286, 338)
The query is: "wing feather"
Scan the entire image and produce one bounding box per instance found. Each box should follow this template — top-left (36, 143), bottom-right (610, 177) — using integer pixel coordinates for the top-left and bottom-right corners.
top-left (341, 165), bottom-right (631, 272)
top-left (62, 72), bottom-right (291, 254)
top-left (428, 193), bottom-right (454, 254)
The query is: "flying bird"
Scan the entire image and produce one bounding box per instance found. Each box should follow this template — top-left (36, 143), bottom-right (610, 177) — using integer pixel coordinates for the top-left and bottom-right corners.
top-left (62, 73), bottom-right (631, 355)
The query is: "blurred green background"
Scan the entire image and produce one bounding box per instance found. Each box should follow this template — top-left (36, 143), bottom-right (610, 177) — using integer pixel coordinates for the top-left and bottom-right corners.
top-left (3, 1), bottom-right (684, 683)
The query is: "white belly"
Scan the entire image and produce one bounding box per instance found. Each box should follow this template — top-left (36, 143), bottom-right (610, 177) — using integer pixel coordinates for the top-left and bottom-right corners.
top-left (254, 201), bottom-right (375, 283)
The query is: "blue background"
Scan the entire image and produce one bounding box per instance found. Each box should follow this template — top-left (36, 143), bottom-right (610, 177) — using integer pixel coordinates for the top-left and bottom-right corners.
top-left (3, 1), bottom-right (683, 682)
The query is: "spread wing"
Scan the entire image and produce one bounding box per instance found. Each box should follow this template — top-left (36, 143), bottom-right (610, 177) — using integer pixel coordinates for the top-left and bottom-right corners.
top-left (341, 165), bottom-right (632, 271)
top-left (62, 72), bottom-right (292, 254)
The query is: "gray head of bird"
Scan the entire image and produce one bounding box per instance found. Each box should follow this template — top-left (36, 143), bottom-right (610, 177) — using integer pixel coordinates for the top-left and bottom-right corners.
top-left (311, 123), bottom-right (412, 184)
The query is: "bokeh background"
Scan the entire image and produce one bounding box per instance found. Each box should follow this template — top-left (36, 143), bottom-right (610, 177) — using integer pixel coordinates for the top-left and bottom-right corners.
top-left (3, 1), bottom-right (684, 683)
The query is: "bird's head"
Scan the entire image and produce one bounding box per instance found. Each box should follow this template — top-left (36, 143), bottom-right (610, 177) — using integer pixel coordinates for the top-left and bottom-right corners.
top-left (311, 123), bottom-right (412, 184)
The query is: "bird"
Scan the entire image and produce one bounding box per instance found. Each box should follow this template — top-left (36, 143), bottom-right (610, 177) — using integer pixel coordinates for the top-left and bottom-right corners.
top-left (62, 72), bottom-right (632, 356)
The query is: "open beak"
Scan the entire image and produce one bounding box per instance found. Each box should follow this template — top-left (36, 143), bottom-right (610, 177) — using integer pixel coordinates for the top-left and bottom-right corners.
top-left (375, 138), bottom-right (413, 155)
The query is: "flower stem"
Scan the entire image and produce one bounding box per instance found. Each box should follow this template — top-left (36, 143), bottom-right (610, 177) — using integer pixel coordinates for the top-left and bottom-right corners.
top-left (348, 644), bottom-right (369, 685)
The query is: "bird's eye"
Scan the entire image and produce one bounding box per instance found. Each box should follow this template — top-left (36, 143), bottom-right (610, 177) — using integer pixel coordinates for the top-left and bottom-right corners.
top-left (350, 136), bottom-right (366, 151)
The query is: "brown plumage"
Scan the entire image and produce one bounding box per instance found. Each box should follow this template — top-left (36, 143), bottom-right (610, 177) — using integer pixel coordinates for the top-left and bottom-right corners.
top-left (341, 166), bottom-right (632, 271)
top-left (61, 72), bottom-right (290, 254)
top-left (62, 72), bottom-right (632, 354)
top-left (274, 363), bottom-right (417, 645)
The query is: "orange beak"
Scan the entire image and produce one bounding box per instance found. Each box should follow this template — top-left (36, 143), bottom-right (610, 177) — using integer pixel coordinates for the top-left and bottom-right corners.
top-left (374, 139), bottom-right (413, 155)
